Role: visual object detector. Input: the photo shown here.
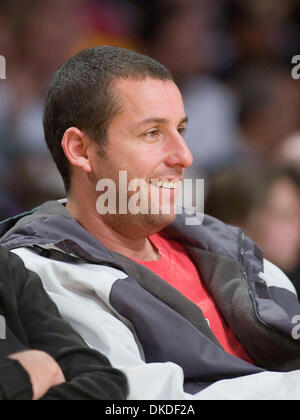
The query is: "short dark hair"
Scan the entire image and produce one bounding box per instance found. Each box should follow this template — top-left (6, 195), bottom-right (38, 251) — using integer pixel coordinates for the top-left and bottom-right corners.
top-left (43, 45), bottom-right (173, 192)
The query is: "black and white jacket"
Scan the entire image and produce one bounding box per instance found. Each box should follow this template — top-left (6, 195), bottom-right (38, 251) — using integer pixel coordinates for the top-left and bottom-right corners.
top-left (1, 200), bottom-right (300, 400)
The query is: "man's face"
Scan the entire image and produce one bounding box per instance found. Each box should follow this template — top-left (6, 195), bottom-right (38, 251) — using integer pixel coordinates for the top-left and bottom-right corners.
top-left (90, 77), bottom-right (194, 238)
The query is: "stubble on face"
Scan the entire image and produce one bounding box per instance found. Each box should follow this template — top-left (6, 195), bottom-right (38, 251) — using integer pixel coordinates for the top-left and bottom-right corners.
top-left (94, 150), bottom-right (178, 239)
top-left (90, 77), bottom-right (189, 240)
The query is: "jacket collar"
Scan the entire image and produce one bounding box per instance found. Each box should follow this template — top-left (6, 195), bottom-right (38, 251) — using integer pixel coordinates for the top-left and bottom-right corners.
top-left (0, 199), bottom-right (264, 275)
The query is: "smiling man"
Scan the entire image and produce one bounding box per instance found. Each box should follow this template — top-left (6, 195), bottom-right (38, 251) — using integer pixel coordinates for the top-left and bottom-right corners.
top-left (2, 46), bottom-right (300, 400)
top-left (64, 75), bottom-right (192, 260)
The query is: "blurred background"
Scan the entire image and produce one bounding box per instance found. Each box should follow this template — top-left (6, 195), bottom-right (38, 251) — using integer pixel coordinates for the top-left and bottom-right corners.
top-left (0, 0), bottom-right (299, 292)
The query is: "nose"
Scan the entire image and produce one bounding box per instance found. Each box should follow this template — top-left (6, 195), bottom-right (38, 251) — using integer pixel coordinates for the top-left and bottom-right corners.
top-left (165, 132), bottom-right (194, 169)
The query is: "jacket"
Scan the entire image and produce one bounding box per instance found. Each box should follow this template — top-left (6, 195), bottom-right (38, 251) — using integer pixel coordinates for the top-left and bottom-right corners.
top-left (1, 200), bottom-right (300, 400)
top-left (0, 245), bottom-right (128, 400)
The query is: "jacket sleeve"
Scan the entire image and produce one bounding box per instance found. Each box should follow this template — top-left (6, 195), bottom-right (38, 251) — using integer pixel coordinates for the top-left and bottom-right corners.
top-left (9, 251), bottom-right (128, 400)
top-left (41, 349), bottom-right (128, 400)
top-left (0, 357), bottom-right (33, 400)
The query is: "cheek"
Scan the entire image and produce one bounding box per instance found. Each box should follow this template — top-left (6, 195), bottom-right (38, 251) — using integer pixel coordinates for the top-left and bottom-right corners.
top-left (105, 137), bottom-right (167, 182)
top-left (127, 154), bottom-right (163, 180)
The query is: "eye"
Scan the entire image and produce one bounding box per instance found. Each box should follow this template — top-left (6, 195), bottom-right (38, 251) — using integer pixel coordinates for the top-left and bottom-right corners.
top-left (177, 126), bottom-right (186, 136)
top-left (144, 129), bottom-right (161, 142)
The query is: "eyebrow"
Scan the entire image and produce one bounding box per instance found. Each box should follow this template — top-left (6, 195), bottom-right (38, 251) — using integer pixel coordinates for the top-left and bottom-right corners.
top-left (134, 116), bottom-right (189, 128)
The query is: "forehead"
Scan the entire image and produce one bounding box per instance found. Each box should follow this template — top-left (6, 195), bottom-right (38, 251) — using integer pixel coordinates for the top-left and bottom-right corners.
top-left (112, 78), bottom-right (185, 122)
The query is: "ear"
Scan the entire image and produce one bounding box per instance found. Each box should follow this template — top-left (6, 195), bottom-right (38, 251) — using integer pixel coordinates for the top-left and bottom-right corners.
top-left (61, 127), bottom-right (92, 173)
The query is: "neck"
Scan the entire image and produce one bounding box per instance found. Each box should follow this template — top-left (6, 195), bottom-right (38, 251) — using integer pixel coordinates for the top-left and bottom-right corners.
top-left (66, 196), bottom-right (160, 261)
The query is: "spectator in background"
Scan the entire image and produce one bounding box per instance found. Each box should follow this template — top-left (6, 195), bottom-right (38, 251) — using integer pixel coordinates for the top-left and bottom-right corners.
top-left (205, 165), bottom-right (300, 296)
top-left (275, 131), bottom-right (300, 171)
top-left (0, 0), bottom-right (87, 211)
top-left (274, 132), bottom-right (300, 291)
top-left (0, 0), bottom-right (141, 214)
top-left (235, 64), bottom-right (300, 167)
top-left (75, 0), bottom-right (140, 52)
top-left (227, 0), bottom-right (300, 70)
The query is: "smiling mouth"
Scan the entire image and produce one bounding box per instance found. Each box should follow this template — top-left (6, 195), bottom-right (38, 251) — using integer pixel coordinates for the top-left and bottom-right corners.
top-left (150, 179), bottom-right (182, 189)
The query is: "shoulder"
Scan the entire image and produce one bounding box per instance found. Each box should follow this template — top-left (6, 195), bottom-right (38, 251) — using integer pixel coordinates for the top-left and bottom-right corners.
top-left (259, 259), bottom-right (297, 296)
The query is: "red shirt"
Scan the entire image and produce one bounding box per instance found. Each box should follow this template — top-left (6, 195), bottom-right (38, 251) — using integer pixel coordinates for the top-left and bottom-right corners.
top-left (133, 233), bottom-right (253, 364)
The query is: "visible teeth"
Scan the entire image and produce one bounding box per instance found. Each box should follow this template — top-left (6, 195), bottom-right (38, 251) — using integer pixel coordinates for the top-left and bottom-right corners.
top-left (151, 179), bottom-right (178, 189)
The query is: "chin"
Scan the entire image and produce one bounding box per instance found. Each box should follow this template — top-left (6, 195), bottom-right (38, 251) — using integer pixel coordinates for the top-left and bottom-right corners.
top-left (138, 213), bottom-right (177, 235)
top-left (107, 212), bottom-right (177, 239)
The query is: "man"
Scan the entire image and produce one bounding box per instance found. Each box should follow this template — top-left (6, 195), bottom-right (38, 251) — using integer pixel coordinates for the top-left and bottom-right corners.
top-left (1, 46), bottom-right (300, 399)
top-left (0, 246), bottom-right (128, 400)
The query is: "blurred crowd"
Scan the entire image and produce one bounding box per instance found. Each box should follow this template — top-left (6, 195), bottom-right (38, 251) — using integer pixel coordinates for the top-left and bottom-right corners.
top-left (0, 0), bottom-right (299, 291)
